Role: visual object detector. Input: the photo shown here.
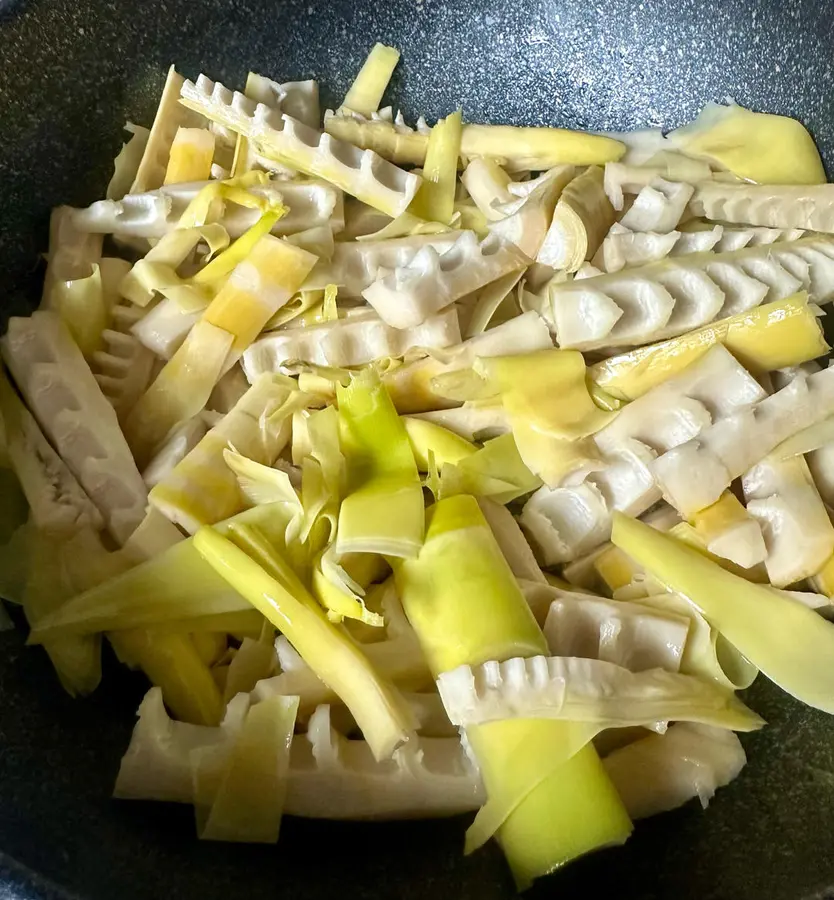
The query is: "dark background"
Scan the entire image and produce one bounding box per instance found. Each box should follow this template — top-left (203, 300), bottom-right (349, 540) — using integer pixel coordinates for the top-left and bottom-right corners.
top-left (2, 0), bottom-right (834, 897)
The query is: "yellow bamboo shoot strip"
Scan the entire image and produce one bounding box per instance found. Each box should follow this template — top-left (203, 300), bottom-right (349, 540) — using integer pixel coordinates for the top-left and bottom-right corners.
top-left (125, 233), bottom-right (316, 464)
top-left (180, 75), bottom-right (421, 217)
top-left (396, 496), bottom-right (631, 890)
top-left (163, 127), bottom-right (216, 185)
top-left (668, 102), bottom-right (826, 185)
top-left (336, 370), bottom-right (425, 559)
top-left (324, 114), bottom-right (626, 170)
top-left (193, 526), bottom-right (417, 760)
top-left (611, 512), bottom-right (834, 714)
top-left (342, 43), bottom-right (401, 116)
top-left (590, 292), bottom-right (828, 402)
top-left (201, 233), bottom-right (317, 358)
top-left (410, 110), bottom-right (462, 224)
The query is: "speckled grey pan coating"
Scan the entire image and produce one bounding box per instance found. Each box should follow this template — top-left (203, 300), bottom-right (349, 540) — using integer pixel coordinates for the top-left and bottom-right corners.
top-left (1, 0), bottom-right (834, 898)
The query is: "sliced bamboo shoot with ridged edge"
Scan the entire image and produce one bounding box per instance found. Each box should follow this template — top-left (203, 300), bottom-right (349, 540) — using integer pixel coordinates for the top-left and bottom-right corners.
top-left (520, 345), bottom-right (765, 564)
top-left (0, 369), bottom-right (102, 538)
top-left (180, 75), bottom-right (421, 217)
top-left (654, 363), bottom-right (834, 517)
top-left (437, 655), bottom-right (763, 732)
top-left (327, 113), bottom-right (624, 171)
top-left (2, 312), bottom-right (147, 545)
top-left (489, 167), bottom-right (575, 259)
top-left (690, 182), bottom-right (834, 232)
top-left (303, 232), bottom-right (459, 294)
top-left (603, 156), bottom-right (712, 210)
top-left (618, 178), bottom-right (694, 233)
top-left (594, 224), bottom-right (680, 273)
top-left (363, 230), bottom-right (529, 328)
top-left (93, 294), bottom-right (156, 421)
top-left (542, 588), bottom-right (689, 672)
top-left (548, 238), bottom-right (834, 351)
top-left (76, 178), bottom-right (341, 240)
top-left (242, 308), bottom-right (460, 376)
top-left (461, 158), bottom-right (512, 221)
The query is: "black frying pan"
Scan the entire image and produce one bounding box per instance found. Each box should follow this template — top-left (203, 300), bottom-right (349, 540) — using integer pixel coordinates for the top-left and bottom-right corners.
top-left (2, 1), bottom-right (834, 897)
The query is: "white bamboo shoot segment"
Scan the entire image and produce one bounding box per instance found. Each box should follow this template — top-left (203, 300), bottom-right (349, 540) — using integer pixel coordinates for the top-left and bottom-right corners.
top-left (488, 166), bottom-right (575, 258)
top-left (180, 75), bottom-right (421, 217)
top-left (520, 345), bottom-right (765, 564)
top-left (537, 166), bottom-right (615, 272)
top-left (670, 225), bottom-right (724, 256)
top-left (73, 178), bottom-right (342, 239)
top-left (461, 158), bottom-right (512, 221)
top-left (2, 312), bottom-right (147, 545)
top-left (603, 157), bottom-right (712, 210)
top-left (619, 179), bottom-right (694, 233)
top-left (363, 230), bottom-right (529, 328)
top-left (325, 109), bottom-right (624, 170)
top-left (116, 688), bottom-right (481, 817)
top-left (244, 75), bottom-right (320, 127)
top-left (243, 308), bottom-right (460, 376)
top-left (742, 455), bottom-right (834, 588)
top-left (602, 724), bottom-right (746, 820)
top-left (712, 225), bottom-right (806, 253)
top-left (142, 416), bottom-right (208, 490)
top-left (690, 181), bottom-right (834, 233)
top-left (549, 238), bottom-right (834, 351)
top-left (654, 363), bottom-right (834, 517)
top-left (283, 704), bottom-right (482, 819)
top-left (131, 296), bottom-right (200, 360)
top-left (595, 224), bottom-right (680, 273)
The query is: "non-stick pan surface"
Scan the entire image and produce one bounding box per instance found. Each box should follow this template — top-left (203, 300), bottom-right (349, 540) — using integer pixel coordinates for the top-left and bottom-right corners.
top-left (2, 1), bottom-right (834, 897)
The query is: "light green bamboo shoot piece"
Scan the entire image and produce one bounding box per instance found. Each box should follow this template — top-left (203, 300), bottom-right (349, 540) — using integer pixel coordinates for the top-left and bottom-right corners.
top-left (410, 110), bottom-right (463, 224)
top-left (396, 495), bottom-right (631, 889)
top-left (342, 44), bottom-right (401, 116)
top-left (612, 512), bottom-right (834, 714)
